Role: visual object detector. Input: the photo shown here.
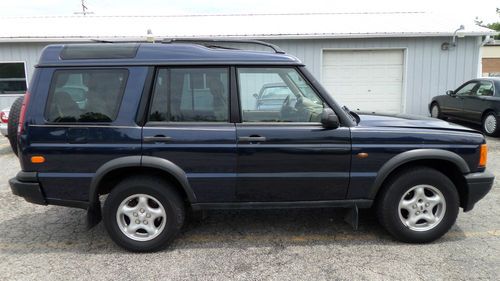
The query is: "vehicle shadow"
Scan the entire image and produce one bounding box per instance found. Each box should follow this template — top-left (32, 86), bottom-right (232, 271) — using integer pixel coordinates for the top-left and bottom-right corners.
top-left (0, 205), bottom-right (467, 254)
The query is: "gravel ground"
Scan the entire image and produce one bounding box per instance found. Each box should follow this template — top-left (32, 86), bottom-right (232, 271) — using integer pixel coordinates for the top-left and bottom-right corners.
top-left (0, 133), bottom-right (499, 281)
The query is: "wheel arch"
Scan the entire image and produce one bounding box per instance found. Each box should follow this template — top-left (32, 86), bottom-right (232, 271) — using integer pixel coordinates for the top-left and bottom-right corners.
top-left (481, 109), bottom-right (497, 121)
top-left (370, 149), bottom-right (469, 208)
top-left (87, 156), bottom-right (196, 227)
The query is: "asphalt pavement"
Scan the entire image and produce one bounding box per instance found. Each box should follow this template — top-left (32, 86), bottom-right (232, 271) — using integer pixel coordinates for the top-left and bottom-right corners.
top-left (0, 134), bottom-right (499, 281)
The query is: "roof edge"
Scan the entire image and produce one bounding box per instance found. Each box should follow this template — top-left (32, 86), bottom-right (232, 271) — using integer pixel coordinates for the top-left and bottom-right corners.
top-left (0, 32), bottom-right (495, 43)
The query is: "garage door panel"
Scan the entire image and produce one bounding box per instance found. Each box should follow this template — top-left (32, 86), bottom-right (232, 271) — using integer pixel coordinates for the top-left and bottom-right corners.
top-left (322, 66), bottom-right (403, 82)
top-left (322, 50), bottom-right (404, 113)
top-left (323, 50), bottom-right (403, 66)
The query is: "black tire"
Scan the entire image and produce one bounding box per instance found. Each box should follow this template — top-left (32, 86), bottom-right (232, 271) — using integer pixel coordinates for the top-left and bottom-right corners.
top-left (7, 96), bottom-right (23, 156)
top-left (103, 175), bottom-right (185, 252)
top-left (481, 112), bottom-right (500, 137)
top-left (376, 167), bottom-right (459, 243)
top-left (430, 102), bottom-right (445, 120)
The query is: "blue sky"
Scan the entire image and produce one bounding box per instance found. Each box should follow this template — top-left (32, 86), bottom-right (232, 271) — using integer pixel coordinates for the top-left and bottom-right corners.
top-left (1, 0), bottom-right (499, 24)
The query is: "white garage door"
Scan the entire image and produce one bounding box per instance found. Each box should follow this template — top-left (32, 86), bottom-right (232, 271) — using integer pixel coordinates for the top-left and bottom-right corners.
top-left (322, 50), bottom-right (404, 113)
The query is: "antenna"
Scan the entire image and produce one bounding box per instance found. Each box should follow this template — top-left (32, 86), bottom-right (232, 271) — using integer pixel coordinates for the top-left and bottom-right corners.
top-left (74, 0), bottom-right (94, 16)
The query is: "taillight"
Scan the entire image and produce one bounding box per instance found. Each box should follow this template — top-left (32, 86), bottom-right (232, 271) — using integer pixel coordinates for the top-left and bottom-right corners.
top-left (479, 143), bottom-right (488, 168)
top-left (17, 91), bottom-right (31, 135)
top-left (0, 111), bottom-right (7, 123)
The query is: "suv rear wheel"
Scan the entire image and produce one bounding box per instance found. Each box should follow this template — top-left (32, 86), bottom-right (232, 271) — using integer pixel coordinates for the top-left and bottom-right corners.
top-left (103, 176), bottom-right (185, 252)
top-left (7, 96), bottom-right (23, 156)
top-left (377, 167), bottom-right (459, 243)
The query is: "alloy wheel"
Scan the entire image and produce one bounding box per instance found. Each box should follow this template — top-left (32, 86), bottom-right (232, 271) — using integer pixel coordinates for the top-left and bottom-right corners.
top-left (398, 185), bottom-right (446, 232)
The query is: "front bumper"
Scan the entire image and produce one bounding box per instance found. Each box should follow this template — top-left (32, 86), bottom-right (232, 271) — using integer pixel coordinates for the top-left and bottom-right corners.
top-left (9, 171), bottom-right (47, 205)
top-left (462, 170), bottom-right (494, 212)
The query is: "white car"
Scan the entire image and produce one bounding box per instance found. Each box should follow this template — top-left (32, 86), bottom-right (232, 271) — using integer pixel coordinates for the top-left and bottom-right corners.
top-left (0, 108), bottom-right (9, 136)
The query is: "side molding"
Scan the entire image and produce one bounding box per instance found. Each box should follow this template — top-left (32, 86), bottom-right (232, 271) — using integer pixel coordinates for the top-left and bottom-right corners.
top-left (87, 156), bottom-right (197, 221)
top-left (369, 149), bottom-right (470, 198)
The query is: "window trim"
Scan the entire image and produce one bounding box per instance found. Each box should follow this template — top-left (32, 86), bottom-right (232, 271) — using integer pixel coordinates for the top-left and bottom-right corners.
top-left (43, 67), bottom-right (129, 124)
top-left (145, 66), bottom-right (232, 124)
top-left (0, 61), bottom-right (28, 97)
top-left (235, 66), bottom-right (328, 124)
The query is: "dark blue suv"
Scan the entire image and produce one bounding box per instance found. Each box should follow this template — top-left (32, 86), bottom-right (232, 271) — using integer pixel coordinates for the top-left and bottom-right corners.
top-left (9, 42), bottom-right (494, 252)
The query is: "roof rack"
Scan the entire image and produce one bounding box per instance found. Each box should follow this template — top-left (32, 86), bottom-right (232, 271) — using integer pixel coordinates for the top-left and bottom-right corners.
top-left (162, 38), bottom-right (286, 54)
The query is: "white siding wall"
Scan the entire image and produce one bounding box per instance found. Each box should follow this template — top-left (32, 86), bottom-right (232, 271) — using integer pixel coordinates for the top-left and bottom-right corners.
top-left (0, 43), bottom-right (48, 109)
top-left (0, 42), bottom-right (47, 81)
top-left (0, 37), bottom-right (482, 115)
top-left (267, 37), bottom-right (482, 115)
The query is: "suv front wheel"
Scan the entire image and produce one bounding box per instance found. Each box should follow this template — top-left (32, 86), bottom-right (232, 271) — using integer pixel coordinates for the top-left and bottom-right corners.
top-left (103, 175), bottom-right (185, 252)
top-left (377, 167), bottom-right (459, 243)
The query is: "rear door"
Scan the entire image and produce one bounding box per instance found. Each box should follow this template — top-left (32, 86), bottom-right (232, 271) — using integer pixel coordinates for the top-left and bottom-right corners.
top-left (141, 67), bottom-right (237, 203)
top-left (235, 67), bottom-right (351, 202)
top-left (462, 81), bottom-right (495, 122)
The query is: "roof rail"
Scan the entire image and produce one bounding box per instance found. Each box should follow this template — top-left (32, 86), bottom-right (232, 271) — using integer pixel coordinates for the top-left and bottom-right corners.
top-left (162, 38), bottom-right (286, 54)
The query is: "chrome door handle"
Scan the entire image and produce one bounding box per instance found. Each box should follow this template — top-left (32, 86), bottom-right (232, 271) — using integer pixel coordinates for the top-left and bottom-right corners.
top-left (143, 136), bottom-right (172, 143)
top-left (238, 136), bottom-right (267, 142)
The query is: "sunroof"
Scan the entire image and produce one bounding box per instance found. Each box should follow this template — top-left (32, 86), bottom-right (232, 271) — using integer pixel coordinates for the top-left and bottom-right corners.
top-left (60, 44), bottom-right (139, 60)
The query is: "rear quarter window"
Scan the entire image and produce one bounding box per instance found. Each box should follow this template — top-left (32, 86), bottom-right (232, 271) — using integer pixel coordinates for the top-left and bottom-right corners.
top-left (45, 69), bottom-right (128, 123)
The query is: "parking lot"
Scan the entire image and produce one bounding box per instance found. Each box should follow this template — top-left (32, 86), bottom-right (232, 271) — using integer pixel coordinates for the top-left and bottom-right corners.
top-left (0, 133), bottom-right (499, 281)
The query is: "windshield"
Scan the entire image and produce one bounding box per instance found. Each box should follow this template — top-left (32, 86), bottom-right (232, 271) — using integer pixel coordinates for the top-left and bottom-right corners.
top-left (261, 86), bottom-right (293, 100)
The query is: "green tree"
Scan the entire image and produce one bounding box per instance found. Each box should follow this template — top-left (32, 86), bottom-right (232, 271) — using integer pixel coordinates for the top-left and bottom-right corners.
top-left (476, 8), bottom-right (500, 40)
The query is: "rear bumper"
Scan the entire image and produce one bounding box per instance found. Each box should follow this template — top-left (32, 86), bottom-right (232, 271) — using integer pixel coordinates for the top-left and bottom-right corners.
top-left (9, 172), bottom-right (47, 205)
top-left (9, 171), bottom-right (88, 209)
top-left (463, 170), bottom-right (494, 212)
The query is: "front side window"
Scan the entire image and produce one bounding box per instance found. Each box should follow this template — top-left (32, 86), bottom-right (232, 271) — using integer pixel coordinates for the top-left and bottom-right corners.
top-left (45, 69), bottom-right (128, 122)
top-left (238, 67), bottom-right (324, 122)
top-left (149, 68), bottom-right (229, 122)
top-left (0, 62), bottom-right (27, 95)
top-left (455, 82), bottom-right (478, 96)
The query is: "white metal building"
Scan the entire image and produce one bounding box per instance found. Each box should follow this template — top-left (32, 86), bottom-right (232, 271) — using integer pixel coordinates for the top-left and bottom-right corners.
top-left (0, 12), bottom-right (496, 115)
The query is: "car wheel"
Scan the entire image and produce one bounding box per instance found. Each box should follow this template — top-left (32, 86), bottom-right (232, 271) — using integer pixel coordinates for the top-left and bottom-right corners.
top-left (430, 103), bottom-right (444, 119)
top-left (482, 112), bottom-right (499, 137)
top-left (377, 167), bottom-right (459, 243)
top-left (103, 175), bottom-right (185, 252)
top-left (7, 96), bottom-right (23, 156)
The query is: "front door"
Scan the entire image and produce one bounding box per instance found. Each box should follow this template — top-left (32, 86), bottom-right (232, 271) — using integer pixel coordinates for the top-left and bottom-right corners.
top-left (443, 81), bottom-right (478, 118)
top-left (142, 67), bottom-right (237, 203)
top-left (235, 67), bottom-right (351, 202)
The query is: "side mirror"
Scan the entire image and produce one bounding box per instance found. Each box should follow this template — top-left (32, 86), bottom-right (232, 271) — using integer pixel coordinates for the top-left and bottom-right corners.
top-left (253, 93), bottom-right (259, 99)
top-left (321, 108), bottom-right (340, 129)
top-left (446, 90), bottom-right (455, 96)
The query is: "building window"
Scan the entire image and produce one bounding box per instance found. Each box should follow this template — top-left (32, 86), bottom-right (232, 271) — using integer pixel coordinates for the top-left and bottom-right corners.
top-left (0, 62), bottom-right (27, 95)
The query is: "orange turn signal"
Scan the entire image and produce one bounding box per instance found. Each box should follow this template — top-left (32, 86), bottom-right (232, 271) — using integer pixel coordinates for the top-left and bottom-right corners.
top-left (479, 144), bottom-right (487, 168)
top-left (31, 156), bottom-right (45, 164)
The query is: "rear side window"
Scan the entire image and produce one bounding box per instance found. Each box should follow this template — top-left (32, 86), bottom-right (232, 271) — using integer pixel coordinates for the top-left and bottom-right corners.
top-left (149, 68), bottom-right (229, 122)
top-left (45, 69), bottom-right (128, 122)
